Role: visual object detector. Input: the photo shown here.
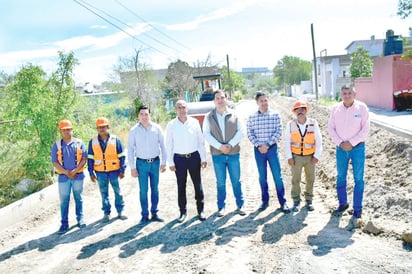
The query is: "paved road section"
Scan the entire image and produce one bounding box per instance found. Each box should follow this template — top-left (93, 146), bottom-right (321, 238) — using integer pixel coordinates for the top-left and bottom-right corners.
top-left (368, 106), bottom-right (412, 140)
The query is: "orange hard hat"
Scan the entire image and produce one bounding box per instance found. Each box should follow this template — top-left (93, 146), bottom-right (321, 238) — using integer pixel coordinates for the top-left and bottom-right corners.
top-left (96, 117), bottom-right (110, 127)
top-left (58, 120), bottom-right (73, 129)
top-left (292, 100), bottom-right (310, 112)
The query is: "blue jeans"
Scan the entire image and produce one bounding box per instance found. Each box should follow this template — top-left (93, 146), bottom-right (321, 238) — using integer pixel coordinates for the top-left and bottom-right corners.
top-left (254, 144), bottom-right (287, 206)
top-left (336, 143), bottom-right (366, 213)
top-left (136, 158), bottom-right (160, 218)
top-left (58, 179), bottom-right (84, 227)
top-left (211, 153), bottom-right (244, 210)
top-left (96, 171), bottom-right (125, 215)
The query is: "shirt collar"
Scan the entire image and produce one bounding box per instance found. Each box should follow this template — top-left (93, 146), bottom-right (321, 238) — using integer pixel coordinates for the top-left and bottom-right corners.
top-left (138, 122), bottom-right (152, 129)
top-left (98, 133), bottom-right (110, 141)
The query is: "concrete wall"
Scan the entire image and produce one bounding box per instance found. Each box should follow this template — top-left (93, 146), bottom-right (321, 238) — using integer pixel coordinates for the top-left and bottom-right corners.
top-left (355, 55), bottom-right (412, 110)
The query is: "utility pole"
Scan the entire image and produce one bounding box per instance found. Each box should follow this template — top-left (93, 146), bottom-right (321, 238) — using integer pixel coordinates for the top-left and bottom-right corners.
top-left (226, 54), bottom-right (232, 98)
top-left (311, 23), bottom-right (319, 101)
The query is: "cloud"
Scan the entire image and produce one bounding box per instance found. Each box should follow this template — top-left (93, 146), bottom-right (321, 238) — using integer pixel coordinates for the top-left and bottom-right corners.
top-left (90, 25), bottom-right (108, 29)
top-left (54, 22), bottom-right (149, 51)
top-left (167, 0), bottom-right (271, 31)
top-left (0, 22), bottom-right (150, 74)
top-left (0, 48), bottom-right (59, 67)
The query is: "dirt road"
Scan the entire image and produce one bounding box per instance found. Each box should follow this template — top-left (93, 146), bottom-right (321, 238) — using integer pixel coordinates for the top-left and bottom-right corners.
top-left (0, 96), bottom-right (411, 273)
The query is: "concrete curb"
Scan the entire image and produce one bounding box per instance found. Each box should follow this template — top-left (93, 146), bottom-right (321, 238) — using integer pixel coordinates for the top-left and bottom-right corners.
top-left (0, 182), bottom-right (59, 231)
top-left (370, 118), bottom-right (412, 140)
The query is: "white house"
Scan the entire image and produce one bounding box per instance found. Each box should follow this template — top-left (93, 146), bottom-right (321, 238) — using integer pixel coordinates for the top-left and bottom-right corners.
top-left (314, 54), bottom-right (352, 98)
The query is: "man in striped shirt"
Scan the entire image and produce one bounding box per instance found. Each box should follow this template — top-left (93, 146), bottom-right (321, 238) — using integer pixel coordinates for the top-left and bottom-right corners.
top-left (247, 92), bottom-right (290, 213)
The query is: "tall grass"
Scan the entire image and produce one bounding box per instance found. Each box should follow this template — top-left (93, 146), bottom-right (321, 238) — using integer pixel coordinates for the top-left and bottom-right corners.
top-left (317, 96), bottom-right (339, 107)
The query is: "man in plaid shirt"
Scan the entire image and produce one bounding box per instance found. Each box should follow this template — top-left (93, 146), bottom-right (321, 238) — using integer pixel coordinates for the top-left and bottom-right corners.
top-left (247, 92), bottom-right (290, 213)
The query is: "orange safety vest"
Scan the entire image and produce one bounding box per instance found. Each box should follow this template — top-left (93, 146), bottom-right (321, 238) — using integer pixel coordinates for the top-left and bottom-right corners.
top-left (89, 135), bottom-right (121, 172)
top-left (290, 118), bottom-right (316, 156)
top-left (56, 138), bottom-right (84, 174)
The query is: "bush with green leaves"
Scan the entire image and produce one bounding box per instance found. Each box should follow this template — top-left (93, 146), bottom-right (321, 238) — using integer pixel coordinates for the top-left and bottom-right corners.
top-left (0, 52), bottom-right (79, 206)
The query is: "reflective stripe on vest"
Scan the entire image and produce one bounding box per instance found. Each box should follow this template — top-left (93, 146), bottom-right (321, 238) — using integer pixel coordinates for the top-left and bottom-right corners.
top-left (56, 138), bottom-right (84, 174)
top-left (290, 118), bottom-right (316, 156)
top-left (90, 135), bottom-right (121, 172)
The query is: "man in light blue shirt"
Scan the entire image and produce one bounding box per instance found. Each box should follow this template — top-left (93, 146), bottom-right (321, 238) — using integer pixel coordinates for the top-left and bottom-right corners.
top-left (128, 106), bottom-right (167, 225)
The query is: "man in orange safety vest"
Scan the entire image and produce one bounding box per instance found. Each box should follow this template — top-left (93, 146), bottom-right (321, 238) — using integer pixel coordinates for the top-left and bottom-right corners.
top-left (283, 100), bottom-right (323, 212)
top-left (88, 117), bottom-right (127, 222)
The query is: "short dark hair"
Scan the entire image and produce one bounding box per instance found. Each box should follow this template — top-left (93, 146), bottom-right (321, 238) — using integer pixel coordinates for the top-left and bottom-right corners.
top-left (255, 91), bottom-right (266, 101)
top-left (213, 90), bottom-right (227, 99)
top-left (138, 105), bottom-right (150, 114)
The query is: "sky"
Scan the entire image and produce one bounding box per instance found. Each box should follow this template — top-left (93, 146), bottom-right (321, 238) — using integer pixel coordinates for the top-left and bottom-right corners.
top-left (0, 0), bottom-right (410, 85)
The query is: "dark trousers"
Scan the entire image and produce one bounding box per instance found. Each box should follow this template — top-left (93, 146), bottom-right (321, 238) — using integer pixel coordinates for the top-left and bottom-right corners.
top-left (174, 151), bottom-right (204, 214)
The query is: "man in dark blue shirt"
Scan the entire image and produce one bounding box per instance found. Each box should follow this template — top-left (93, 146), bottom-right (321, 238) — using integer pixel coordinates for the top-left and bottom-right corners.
top-left (88, 117), bottom-right (127, 222)
top-left (51, 120), bottom-right (87, 234)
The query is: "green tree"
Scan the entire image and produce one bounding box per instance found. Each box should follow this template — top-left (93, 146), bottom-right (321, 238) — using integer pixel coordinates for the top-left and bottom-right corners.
top-left (349, 46), bottom-right (373, 78)
top-left (2, 51), bottom-right (79, 180)
top-left (397, 0), bottom-right (412, 19)
top-left (397, 1), bottom-right (412, 60)
top-left (221, 66), bottom-right (246, 95)
top-left (273, 56), bottom-right (311, 87)
top-left (255, 77), bottom-right (279, 93)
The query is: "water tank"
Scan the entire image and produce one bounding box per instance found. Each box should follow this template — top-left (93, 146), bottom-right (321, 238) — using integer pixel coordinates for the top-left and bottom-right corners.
top-left (383, 29), bottom-right (403, 56)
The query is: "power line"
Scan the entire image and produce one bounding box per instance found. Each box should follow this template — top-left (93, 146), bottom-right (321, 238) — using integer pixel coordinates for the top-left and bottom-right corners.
top-left (73, 0), bottom-right (168, 56)
top-left (77, 0), bottom-right (185, 56)
top-left (113, 0), bottom-right (191, 51)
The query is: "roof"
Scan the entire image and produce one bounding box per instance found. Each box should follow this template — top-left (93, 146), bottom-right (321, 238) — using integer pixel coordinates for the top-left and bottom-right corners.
top-left (193, 74), bottom-right (222, 80)
top-left (345, 39), bottom-right (385, 57)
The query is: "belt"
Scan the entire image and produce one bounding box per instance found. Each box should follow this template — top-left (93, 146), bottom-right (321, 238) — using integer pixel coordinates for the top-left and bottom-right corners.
top-left (175, 151), bottom-right (196, 158)
top-left (137, 156), bottom-right (159, 163)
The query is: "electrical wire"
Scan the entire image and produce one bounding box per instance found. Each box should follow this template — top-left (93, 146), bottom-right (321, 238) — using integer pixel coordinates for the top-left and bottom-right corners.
top-left (78, 0), bottom-right (185, 56)
top-left (113, 0), bottom-right (191, 51)
top-left (73, 0), bottom-right (169, 56)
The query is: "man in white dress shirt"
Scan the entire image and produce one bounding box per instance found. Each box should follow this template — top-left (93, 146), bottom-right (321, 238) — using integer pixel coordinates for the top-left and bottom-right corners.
top-left (166, 100), bottom-right (208, 222)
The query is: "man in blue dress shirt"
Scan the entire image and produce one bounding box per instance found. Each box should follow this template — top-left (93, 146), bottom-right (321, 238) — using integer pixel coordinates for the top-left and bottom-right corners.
top-left (127, 106), bottom-right (167, 225)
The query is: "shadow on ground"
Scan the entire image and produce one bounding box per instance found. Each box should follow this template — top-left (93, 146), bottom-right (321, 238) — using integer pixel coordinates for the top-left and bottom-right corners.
top-left (307, 215), bottom-right (355, 256)
top-left (112, 210), bottom-right (250, 258)
top-left (261, 207), bottom-right (309, 243)
top-left (0, 218), bottom-right (114, 262)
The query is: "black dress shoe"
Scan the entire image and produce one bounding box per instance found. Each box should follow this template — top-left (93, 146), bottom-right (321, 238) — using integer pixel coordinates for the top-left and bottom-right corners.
top-left (236, 207), bottom-right (246, 216)
top-left (139, 217), bottom-right (150, 225)
top-left (217, 208), bottom-right (225, 217)
top-left (258, 202), bottom-right (269, 211)
top-left (198, 212), bottom-right (206, 221)
top-left (177, 213), bottom-right (187, 223)
top-left (281, 204), bottom-right (291, 213)
top-left (332, 204), bottom-right (349, 216)
top-left (151, 214), bottom-right (164, 222)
